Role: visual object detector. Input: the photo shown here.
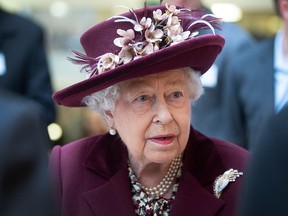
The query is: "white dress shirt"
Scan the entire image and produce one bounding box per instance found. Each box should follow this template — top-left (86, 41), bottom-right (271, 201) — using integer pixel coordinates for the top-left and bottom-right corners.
top-left (0, 52), bottom-right (6, 76)
top-left (274, 30), bottom-right (288, 112)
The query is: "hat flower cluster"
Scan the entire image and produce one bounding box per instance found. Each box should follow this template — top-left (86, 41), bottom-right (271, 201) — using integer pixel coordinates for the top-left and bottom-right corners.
top-left (71, 3), bottom-right (220, 78)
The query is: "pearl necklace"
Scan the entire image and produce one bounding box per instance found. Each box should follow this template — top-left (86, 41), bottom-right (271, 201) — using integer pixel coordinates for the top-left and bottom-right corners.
top-left (128, 155), bottom-right (182, 197)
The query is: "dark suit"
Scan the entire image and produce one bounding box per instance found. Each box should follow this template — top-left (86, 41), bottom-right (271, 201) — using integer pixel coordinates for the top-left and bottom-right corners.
top-left (50, 128), bottom-right (249, 216)
top-left (0, 8), bottom-right (55, 124)
top-left (0, 89), bottom-right (55, 216)
top-left (237, 107), bottom-right (288, 216)
top-left (222, 37), bottom-right (275, 149)
top-left (191, 22), bottom-right (255, 139)
top-left (0, 9), bottom-right (56, 216)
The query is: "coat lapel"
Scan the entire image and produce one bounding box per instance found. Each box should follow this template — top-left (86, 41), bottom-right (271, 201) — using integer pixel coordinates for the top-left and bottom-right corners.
top-left (82, 168), bottom-right (135, 216)
top-left (169, 129), bottom-right (226, 216)
top-left (82, 134), bottom-right (134, 216)
top-left (171, 172), bottom-right (225, 216)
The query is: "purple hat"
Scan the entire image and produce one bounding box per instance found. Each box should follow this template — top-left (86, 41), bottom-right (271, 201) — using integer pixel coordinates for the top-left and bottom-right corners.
top-left (53, 4), bottom-right (225, 107)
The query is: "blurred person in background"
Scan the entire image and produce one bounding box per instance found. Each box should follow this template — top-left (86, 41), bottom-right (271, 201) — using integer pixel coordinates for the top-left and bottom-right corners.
top-left (0, 7), bottom-right (55, 125)
top-left (237, 105), bottom-right (288, 216)
top-left (0, 89), bottom-right (55, 216)
top-left (166, 0), bottom-right (256, 140)
top-left (0, 6), bottom-right (56, 216)
top-left (236, 1), bottom-right (288, 213)
top-left (222, 0), bottom-right (288, 149)
top-left (49, 3), bottom-right (249, 216)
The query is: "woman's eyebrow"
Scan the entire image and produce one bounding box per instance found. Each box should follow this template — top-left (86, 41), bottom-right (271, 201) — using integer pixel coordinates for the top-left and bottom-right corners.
top-left (122, 78), bottom-right (186, 91)
top-left (166, 79), bottom-right (186, 86)
top-left (123, 80), bottom-right (154, 90)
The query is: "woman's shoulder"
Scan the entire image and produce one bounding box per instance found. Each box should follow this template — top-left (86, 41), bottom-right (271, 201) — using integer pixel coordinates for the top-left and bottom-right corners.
top-left (210, 137), bottom-right (250, 169)
top-left (52, 134), bottom-right (101, 153)
top-left (63, 134), bottom-right (102, 146)
top-left (50, 133), bottom-right (110, 165)
top-left (211, 137), bottom-right (249, 154)
top-left (192, 129), bottom-right (250, 162)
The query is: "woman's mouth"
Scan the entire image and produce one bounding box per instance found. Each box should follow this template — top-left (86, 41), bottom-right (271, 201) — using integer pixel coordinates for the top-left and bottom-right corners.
top-left (149, 134), bottom-right (175, 145)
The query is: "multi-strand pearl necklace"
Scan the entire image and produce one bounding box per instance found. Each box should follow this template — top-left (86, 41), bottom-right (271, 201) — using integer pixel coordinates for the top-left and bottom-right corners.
top-left (129, 155), bottom-right (182, 197)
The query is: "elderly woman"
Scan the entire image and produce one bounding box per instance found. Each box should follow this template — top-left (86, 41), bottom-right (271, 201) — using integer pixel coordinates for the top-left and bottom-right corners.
top-left (50, 3), bottom-right (249, 216)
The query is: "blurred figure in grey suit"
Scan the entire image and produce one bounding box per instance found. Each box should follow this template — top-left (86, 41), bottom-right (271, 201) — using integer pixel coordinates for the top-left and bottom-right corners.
top-left (222, 0), bottom-right (288, 149)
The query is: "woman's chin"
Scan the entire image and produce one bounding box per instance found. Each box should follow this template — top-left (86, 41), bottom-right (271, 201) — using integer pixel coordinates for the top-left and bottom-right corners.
top-left (145, 151), bottom-right (180, 164)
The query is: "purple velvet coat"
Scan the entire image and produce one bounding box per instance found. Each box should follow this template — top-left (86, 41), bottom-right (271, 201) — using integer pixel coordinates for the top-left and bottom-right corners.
top-left (50, 127), bottom-right (249, 216)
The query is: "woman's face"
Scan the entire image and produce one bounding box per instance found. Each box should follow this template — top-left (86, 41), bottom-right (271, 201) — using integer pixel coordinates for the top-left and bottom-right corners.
top-left (108, 69), bottom-right (191, 164)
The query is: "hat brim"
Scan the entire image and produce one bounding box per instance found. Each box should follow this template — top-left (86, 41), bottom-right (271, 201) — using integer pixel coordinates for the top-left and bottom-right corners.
top-left (53, 34), bottom-right (224, 107)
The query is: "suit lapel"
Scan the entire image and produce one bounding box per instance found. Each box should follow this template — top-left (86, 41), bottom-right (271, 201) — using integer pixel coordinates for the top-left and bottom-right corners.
top-left (259, 38), bottom-right (275, 114)
top-left (253, 38), bottom-right (275, 115)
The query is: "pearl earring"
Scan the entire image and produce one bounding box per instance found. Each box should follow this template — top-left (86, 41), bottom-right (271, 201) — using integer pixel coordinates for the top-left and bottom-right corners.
top-left (109, 127), bottom-right (117, 135)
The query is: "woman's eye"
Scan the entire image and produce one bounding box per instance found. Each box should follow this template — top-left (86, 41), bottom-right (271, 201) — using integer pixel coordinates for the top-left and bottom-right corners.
top-left (135, 95), bottom-right (149, 102)
top-left (171, 91), bottom-right (183, 98)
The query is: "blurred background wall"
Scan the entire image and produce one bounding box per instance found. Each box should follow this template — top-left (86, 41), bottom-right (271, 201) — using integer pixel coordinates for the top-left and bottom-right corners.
top-left (0, 0), bottom-right (282, 146)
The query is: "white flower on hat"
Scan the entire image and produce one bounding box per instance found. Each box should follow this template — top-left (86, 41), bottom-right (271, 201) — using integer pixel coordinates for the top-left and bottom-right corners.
top-left (165, 3), bottom-right (180, 15)
top-left (140, 17), bottom-right (153, 30)
top-left (118, 46), bottom-right (135, 64)
top-left (153, 9), bottom-right (168, 21)
top-left (114, 29), bottom-right (135, 48)
top-left (97, 53), bottom-right (120, 74)
top-left (167, 25), bottom-right (191, 45)
top-left (166, 14), bottom-right (180, 27)
top-left (145, 24), bottom-right (164, 43)
top-left (170, 31), bottom-right (191, 45)
top-left (137, 42), bottom-right (155, 57)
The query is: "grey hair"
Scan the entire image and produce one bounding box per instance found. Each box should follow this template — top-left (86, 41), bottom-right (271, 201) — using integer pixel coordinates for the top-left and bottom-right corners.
top-left (184, 67), bottom-right (204, 102)
top-left (82, 67), bottom-right (203, 121)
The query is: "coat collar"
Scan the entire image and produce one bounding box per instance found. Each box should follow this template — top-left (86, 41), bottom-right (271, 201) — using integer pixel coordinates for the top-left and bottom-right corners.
top-left (83, 134), bottom-right (128, 179)
top-left (171, 172), bottom-right (225, 215)
top-left (182, 129), bottom-right (226, 187)
top-left (82, 168), bottom-right (136, 216)
top-left (83, 127), bottom-right (226, 215)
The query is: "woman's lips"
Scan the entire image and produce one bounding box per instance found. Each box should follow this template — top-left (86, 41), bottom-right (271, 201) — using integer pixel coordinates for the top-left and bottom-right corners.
top-left (149, 134), bottom-right (175, 145)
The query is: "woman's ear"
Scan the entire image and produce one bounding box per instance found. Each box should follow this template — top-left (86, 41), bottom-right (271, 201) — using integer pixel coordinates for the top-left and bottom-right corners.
top-left (104, 110), bottom-right (114, 127)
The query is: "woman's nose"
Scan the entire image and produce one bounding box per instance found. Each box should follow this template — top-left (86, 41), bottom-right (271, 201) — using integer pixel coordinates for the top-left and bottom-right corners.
top-left (152, 97), bottom-right (173, 124)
